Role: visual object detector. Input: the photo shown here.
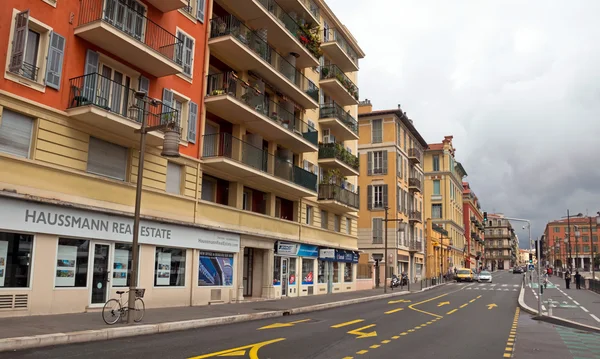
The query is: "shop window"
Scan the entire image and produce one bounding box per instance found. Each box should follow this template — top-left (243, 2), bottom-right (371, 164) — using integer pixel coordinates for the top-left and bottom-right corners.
top-left (198, 251), bottom-right (234, 286)
top-left (56, 238), bottom-right (89, 288)
top-left (0, 109), bottom-right (34, 158)
top-left (289, 257), bottom-right (297, 286)
top-left (0, 232), bottom-right (33, 288)
top-left (87, 137), bottom-right (128, 181)
top-left (317, 260), bottom-right (325, 284)
top-left (273, 258), bottom-right (281, 285)
top-left (112, 243), bottom-right (133, 287)
top-left (155, 247), bottom-right (186, 287)
top-left (333, 262), bottom-right (339, 283)
top-left (301, 259), bottom-right (314, 285)
top-left (344, 263), bottom-right (353, 282)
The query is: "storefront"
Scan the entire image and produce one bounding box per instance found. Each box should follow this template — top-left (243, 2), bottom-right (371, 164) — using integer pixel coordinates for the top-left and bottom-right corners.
top-left (273, 241), bottom-right (319, 297)
top-left (0, 196), bottom-right (240, 316)
top-left (318, 249), bottom-right (358, 294)
top-left (398, 253), bottom-right (409, 275)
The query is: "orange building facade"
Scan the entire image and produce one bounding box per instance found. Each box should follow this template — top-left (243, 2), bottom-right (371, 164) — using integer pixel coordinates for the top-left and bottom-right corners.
top-left (462, 182), bottom-right (485, 270)
top-left (543, 217), bottom-right (599, 270)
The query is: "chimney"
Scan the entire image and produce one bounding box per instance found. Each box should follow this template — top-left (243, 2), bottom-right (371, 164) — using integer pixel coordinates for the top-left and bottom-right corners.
top-left (358, 98), bottom-right (372, 114)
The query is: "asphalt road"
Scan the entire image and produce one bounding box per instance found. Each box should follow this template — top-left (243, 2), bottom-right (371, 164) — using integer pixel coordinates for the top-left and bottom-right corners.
top-left (1, 271), bottom-right (524, 359)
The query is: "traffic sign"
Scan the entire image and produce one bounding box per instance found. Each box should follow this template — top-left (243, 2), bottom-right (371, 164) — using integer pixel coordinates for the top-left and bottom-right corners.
top-left (528, 264), bottom-right (535, 271)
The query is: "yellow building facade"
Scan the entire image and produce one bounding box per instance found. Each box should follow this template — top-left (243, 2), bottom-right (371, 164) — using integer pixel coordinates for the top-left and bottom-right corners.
top-left (423, 136), bottom-right (468, 270)
top-left (425, 220), bottom-right (452, 278)
top-left (356, 101), bottom-right (428, 284)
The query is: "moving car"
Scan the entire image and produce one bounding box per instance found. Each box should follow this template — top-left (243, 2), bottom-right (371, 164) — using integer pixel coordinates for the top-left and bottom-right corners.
top-left (512, 267), bottom-right (524, 274)
top-left (478, 271), bottom-right (492, 283)
top-left (473, 271), bottom-right (480, 282)
top-left (455, 269), bottom-right (474, 282)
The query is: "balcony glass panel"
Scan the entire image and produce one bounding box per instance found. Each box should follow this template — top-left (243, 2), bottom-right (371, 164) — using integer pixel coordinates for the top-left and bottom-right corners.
top-left (322, 28), bottom-right (358, 66)
top-left (318, 143), bottom-right (359, 171)
top-left (320, 64), bottom-right (359, 101)
top-left (319, 102), bottom-right (358, 135)
top-left (318, 184), bottom-right (359, 209)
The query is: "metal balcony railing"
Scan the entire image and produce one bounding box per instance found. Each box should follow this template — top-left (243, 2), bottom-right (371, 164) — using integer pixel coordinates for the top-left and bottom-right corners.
top-left (206, 72), bottom-right (318, 145)
top-left (408, 240), bottom-right (422, 252)
top-left (318, 142), bottom-right (359, 170)
top-left (408, 147), bottom-right (422, 160)
top-left (10, 61), bottom-right (39, 82)
top-left (320, 64), bottom-right (359, 101)
top-left (209, 15), bottom-right (319, 102)
top-left (322, 28), bottom-right (358, 65)
top-left (318, 184), bottom-right (359, 209)
top-left (409, 177), bottom-right (421, 189)
top-left (408, 210), bottom-right (422, 221)
top-left (68, 73), bottom-right (180, 129)
top-left (202, 133), bottom-right (317, 192)
top-left (79, 0), bottom-right (183, 66)
top-left (319, 102), bottom-right (358, 135)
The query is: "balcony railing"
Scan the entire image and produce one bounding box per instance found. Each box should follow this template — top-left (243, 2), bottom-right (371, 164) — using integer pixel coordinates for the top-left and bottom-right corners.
top-left (202, 133), bottom-right (317, 192)
top-left (322, 28), bottom-right (358, 66)
top-left (318, 142), bottom-right (359, 171)
top-left (318, 184), bottom-right (359, 209)
top-left (319, 102), bottom-right (358, 135)
top-left (68, 72), bottom-right (179, 129)
top-left (320, 64), bottom-right (359, 101)
top-left (408, 210), bottom-right (422, 221)
top-left (206, 72), bottom-right (318, 146)
top-left (408, 240), bottom-right (422, 252)
top-left (485, 232), bottom-right (510, 239)
top-left (301, 0), bottom-right (320, 19)
top-left (409, 177), bottom-right (421, 189)
top-left (10, 61), bottom-right (39, 82)
top-left (210, 15), bottom-right (319, 102)
top-left (255, 0), bottom-right (322, 59)
top-left (79, 0), bottom-right (183, 66)
top-left (408, 147), bottom-right (422, 161)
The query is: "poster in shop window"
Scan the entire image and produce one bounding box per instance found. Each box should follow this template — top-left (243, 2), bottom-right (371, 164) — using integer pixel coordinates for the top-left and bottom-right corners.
top-left (55, 245), bottom-right (77, 287)
top-left (112, 249), bottom-right (129, 287)
top-left (0, 241), bottom-right (7, 287)
top-left (156, 252), bottom-right (172, 286)
top-left (198, 251), bottom-right (234, 286)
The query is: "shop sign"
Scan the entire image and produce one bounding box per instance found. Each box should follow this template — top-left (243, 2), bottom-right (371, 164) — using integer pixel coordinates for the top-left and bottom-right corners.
top-left (0, 197), bottom-right (240, 252)
top-left (276, 241), bottom-right (318, 257)
top-left (319, 249), bottom-right (335, 259)
top-left (332, 250), bottom-right (358, 263)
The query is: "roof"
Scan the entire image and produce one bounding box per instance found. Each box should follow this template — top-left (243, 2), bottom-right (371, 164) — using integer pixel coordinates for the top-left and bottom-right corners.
top-left (455, 162), bottom-right (468, 177)
top-left (358, 109), bottom-right (428, 147)
top-left (427, 143), bottom-right (444, 151)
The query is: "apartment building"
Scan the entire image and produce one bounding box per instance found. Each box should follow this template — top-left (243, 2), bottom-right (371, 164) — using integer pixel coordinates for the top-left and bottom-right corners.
top-left (425, 220), bottom-right (452, 279)
top-left (423, 136), bottom-right (468, 270)
top-left (356, 101), bottom-right (428, 285)
top-left (462, 182), bottom-right (485, 270)
top-left (543, 216), bottom-right (598, 270)
top-left (484, 214), bottom-right (518, 270)
top-left (200, 0), bottom-right (365, 300)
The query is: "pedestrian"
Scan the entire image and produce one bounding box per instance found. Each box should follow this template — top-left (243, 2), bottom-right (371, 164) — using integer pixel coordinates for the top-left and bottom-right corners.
top-left (575, 271), bottom-right (582, 289)
top-left (565, 270), bottom-right (571, 289)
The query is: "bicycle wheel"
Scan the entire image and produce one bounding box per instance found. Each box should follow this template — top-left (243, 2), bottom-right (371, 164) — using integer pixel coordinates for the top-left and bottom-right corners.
top-left (133, 298), bottom-right (145, 322)
top-left (102, 299), bottom-right (122, 325)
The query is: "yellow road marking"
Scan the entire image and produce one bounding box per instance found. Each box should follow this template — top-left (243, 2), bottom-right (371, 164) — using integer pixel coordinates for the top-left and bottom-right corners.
top-left (392, 336), bottom-right (400, 339)
top-left (447, 309), bottom-right (458, 315)
top-left (508, 338), bottom-right (514, 342)
top-left (258, 319), bottom-right (311, 330)
top-left (342, 357), bottom-right (353, 359)
top-left (427, 321), bottom-right (433, 324)
top-left (385, 308), bottom-right (404, 314)
top-left (503, 353), bottom-right (511, 358)
top-left (369, 345), bottom-right (380, 349)
top-left (469, 299), bottom-right (476, 303)
top-left (477, 295), bottom-right (482, 298)
top-left (348, 324), bottom-right (377, 339)
top-left (332, 319), bottom-right (364, 328)
top-left (460, 304), bottom-right (468, 308)
top-left (487, 303), bottom-right (498, 310)
top-left (357, 350), bottom-right (368, 355)
top-left (408, 292), bottom-right (448, 318)
top-left (381, 340), bottom-right (391, 344)
top-left (188, 338), bottom-right (286, 359)
top-left (408, 329), bottom-right (415, 332)
top-left (400, 332), bottom-right (408, 335)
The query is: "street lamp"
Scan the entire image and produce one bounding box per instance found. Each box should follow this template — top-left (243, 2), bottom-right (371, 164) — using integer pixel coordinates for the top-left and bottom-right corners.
top-left (574, 225), bottom-right (581, 270)
top-left (555, 242), bottom-right (560, 268)
top-left (127, 91), bottom-right (180, 324)
top-left (383, 207), bottom-right (407, 293)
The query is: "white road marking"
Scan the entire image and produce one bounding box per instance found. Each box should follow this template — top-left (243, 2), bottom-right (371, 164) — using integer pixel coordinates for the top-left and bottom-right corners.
top-left (513, 289), bottom-right (518, 291)
top-left (542, 305), bottom-right (547, 311)
top-left (467, 287), bottom-right (472, 290)
top-left (502, 284), bottom-right (508, 287)
top-left (491, 284), bottom-right (497, 287)
top-left (581, 307), bottom-right (589, 313)
top-left (513, 284), bottom-right (519, 287)
top-left (573, 300), bottom-right (580, 305)
top-left (590, 314), bottom-right (600, 322)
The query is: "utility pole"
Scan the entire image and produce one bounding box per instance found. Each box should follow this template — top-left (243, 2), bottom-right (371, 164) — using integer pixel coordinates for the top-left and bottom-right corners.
top-left (536, 236), bottom-right (542, 316)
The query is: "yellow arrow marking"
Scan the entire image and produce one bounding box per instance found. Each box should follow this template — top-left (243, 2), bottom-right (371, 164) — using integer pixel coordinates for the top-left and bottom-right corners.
top-left (331, 319), bottom-right (364, 328)
top-left (408, 293), bottom-right (448, 318)
top-left (348, 324), bottom-right (377, 339)
top-left (437, 301), bottom-right (450, 307)
top-left (258, 319), bottom-right (311, 330)
top-left (487, 304), bottom-right (498, 310)
top-left (218, 351), bottom-right (246, 356)
top-left (188, 338), bottom-right (286, 359)
top-left (385, 308), bottom-right (404, 314)
top-left (388, 299), bottom-right (411, 304)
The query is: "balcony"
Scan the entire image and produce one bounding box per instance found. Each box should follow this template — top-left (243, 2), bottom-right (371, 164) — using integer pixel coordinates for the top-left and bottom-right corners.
top-left (209, 15), bottom-right (319, 109)
top-left (76, 0), bottom-right (183, 77)
top-left (317, 184), bottom-right (359, 212)
top-left (66, 73), bottom-right (179, 146)
top-left (408, 177), bottom-right (421, 193)
top-left (408, 240), bottom-right (422, 253)
top-left (276, 0), bottom-right (320, 26)
top-left (408, 210), bottom-right (422, 223)
top-left (202, 133), bottom-right (317, 198)
top-left (319, 65), bottom-right (359, 106)
top-left (205, 72), bottom-right (318, 153)
top-left (147, 0), bottom-right (187, 12)
top-left (318, 102), bottom-right (358, 141)
top-left (321, 29), bottom-right (359, 72)
top-left (216, 0), bottom-right (320, 68)
top-left (408, 148), bottom-right (422, 164)
top-left (318, 143), bottom-right (359, 177)
top-left (485, 232), bottom-right (510, 239)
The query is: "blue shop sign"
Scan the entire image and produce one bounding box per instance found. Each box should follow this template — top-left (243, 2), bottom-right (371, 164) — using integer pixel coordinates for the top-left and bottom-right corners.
top-left (276, 241), bottom-right (318, 257)
top-left (320, 249), bottom-right (358, 263)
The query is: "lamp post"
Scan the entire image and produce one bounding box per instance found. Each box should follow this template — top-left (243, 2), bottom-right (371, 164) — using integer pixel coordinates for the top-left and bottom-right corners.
top-left (555, 243), bottom-right (560, 268)
top-left (127, 91), bottom-right (180, 324)
top-left (383, 207), bottom-right (407, 293)
top-left (574, 226), bottom-right (581, 270)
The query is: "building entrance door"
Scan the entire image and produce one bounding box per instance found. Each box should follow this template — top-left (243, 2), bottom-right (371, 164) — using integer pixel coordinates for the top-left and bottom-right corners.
top-left (90, 242), bottom-right (111, 305)
top-left (243, 248), bottom-right (254, 297)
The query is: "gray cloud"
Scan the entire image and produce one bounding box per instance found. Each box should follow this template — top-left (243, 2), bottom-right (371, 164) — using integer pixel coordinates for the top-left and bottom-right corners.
top-left (328, 0), bottom-right (600, 245)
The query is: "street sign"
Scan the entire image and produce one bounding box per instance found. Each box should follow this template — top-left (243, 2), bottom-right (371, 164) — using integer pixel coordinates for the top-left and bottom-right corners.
top-left (528, 264), bottom-right (535, 271)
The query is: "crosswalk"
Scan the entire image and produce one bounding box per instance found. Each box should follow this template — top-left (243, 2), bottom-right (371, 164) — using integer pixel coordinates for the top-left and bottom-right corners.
top-left (447, 283), bottom-right (520, 291)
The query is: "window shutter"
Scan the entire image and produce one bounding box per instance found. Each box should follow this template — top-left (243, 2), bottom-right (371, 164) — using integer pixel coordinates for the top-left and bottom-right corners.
top-left (188, 101), bottom-right (198, 143)
top-left (382, 150), bottom-right (388, 175)
top-left (175, 31), bottom-right (183, 65)
top-left (9, 10), bottom-right (29, 73)
top-left (45, 32), bottom-right (66, 90)
top-left (382, 184), bottom-right (388, 208)
top-left (83, 50), bottom-right (99, 100)
top-left (367, 185), bottom-right (372, 210)
top-left (166, 162), bottom-right (182, 194)
top-left (0, 109), bottom-right (33, 158)
top-left (397, 186), bottom-right (400, 212)
top-left (162, 88), bottom-right (174, 109)
top-left (139, 76), bottom-right (150, 94)
top-left (197, 0), bottom-right (206, 22)
top-left (183, 36), bottom-right (194, 76)
top-left (367, 152), bottom-right (373, 175)
top-left (87, 137), bottom-right (128, 181)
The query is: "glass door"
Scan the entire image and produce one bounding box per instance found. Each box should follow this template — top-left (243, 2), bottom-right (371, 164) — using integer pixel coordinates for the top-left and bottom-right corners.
top-left (90, 243), bottom-right (111, 305)
top-left (243, 248), bottom-right (253, 297)
top-left (281, 257), bottom-right (288, 296)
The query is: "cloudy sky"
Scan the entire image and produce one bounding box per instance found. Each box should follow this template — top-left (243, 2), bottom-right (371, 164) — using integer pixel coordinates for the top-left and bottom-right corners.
top-left (328, 0), bottom-right (600, 247)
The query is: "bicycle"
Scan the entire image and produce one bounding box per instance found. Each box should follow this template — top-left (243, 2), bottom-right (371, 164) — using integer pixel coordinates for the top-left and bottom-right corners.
top-left (102, 288), bottom-right (145, 325)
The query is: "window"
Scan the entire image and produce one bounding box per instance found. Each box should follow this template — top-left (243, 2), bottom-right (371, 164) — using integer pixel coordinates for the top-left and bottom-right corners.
top-left (175, 30), bottom-right (195, 77)
top-left (198, 251), bottom-right (234, 286)
top-left (55, 238), bottom-right (89, 288)
top-left (112, 243), bottom-right (134, 287)
top-left (333, 262), bottom-right (339, 283)
top-left (369, 151), bottom-right (387, 175)
top-left (201, 177), bottom-right (216, 202)
top-left (321, 210), bottom-right (328, 229)
top-left (432, 155), bottom-right (440, 171)
top-left (344, 263), bottom-right (353, 282)
top-left (166, 162), bottom-right (182, 194)
top-left (196, 0), bottom-right (206, 22)
top-left (583, 246), bottom-right (590, 253)
top-left (371, 119), bottom-right (382, 143)
top-left (243, 190), bottom-right (251, 210)
top-left (593, 235), bottom-right (598, 242)
top-left (432, 204), bottom-right (442, 219)
top-left (346, 218), bottom-right (351, 234)
top-left (155, 247), bottom-right (186, 286)
top-left (368, 184), bottom-right (387, 209)
top-left (372, 218), bottom-right (383, 244)
top-left (87, 137), bottom-right (128, 180)
top-left (317, 260), bottom-right (326, 283)
top-left (0, 109), bottom-right (33, 158)
top-left (0, 232), bottom-right (33, 288)
top-left (301, 259), bottom-right (314, 284)
top-left (162, 89), bottom-right (197, 143)
top-left (583, 236), bottom-right (589, 242)
top-left (273, 258), bottom-right (281, 285)
top-left (306, 205), bottom-right (313, 225)
top-left (334, 215), bottom-right (341, 232)
top-left (433, 180), bottom-right (440, 195)
top-left (397, 153), bottom-right (402, 177)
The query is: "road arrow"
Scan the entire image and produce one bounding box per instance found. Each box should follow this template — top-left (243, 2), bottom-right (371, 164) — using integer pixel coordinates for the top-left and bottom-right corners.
top-left (348, 324), bottom-right (377, 339)
top-left (388, 299), bottom-right (411, 304)
top-left (258, 319), bottom-right (311, 330)
top-left (487, 304), bottom-right (497, 310)
top-left (437, 301), bottom-right (450, 307)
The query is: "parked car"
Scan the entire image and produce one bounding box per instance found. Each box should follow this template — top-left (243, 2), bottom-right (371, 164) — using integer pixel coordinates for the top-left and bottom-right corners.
top-left (478, 271), bottom-right (492, 283)
top-left (456, 269), bottom-right (474, 282)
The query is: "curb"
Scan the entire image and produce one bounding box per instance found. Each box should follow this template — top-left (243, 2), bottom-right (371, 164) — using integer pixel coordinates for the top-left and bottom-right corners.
top-left (517, 283), bottom-right (600, 334)
top-left (0, 284), bottom-right (447, 353)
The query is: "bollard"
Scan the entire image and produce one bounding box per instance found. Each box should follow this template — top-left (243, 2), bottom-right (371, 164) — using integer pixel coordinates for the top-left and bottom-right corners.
top-left (548, 302), bottom-right (553, 316)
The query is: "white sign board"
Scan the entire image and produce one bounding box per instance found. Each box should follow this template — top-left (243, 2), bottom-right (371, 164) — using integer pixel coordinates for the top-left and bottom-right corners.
top-left (0, 197), bottom-right (240, 253)
top-left (56, 245), bottom-right (77, 286)
top-left (156, 252), bottom-right (171, 285)
top-left (112, 249), bottom-right (129, 286)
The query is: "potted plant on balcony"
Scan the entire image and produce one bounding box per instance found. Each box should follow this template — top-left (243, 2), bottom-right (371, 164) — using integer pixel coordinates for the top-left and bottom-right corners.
top-left (321, 66), bottom-right (330, 78)
top-left (210, 89), bottom-right (225, 96)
